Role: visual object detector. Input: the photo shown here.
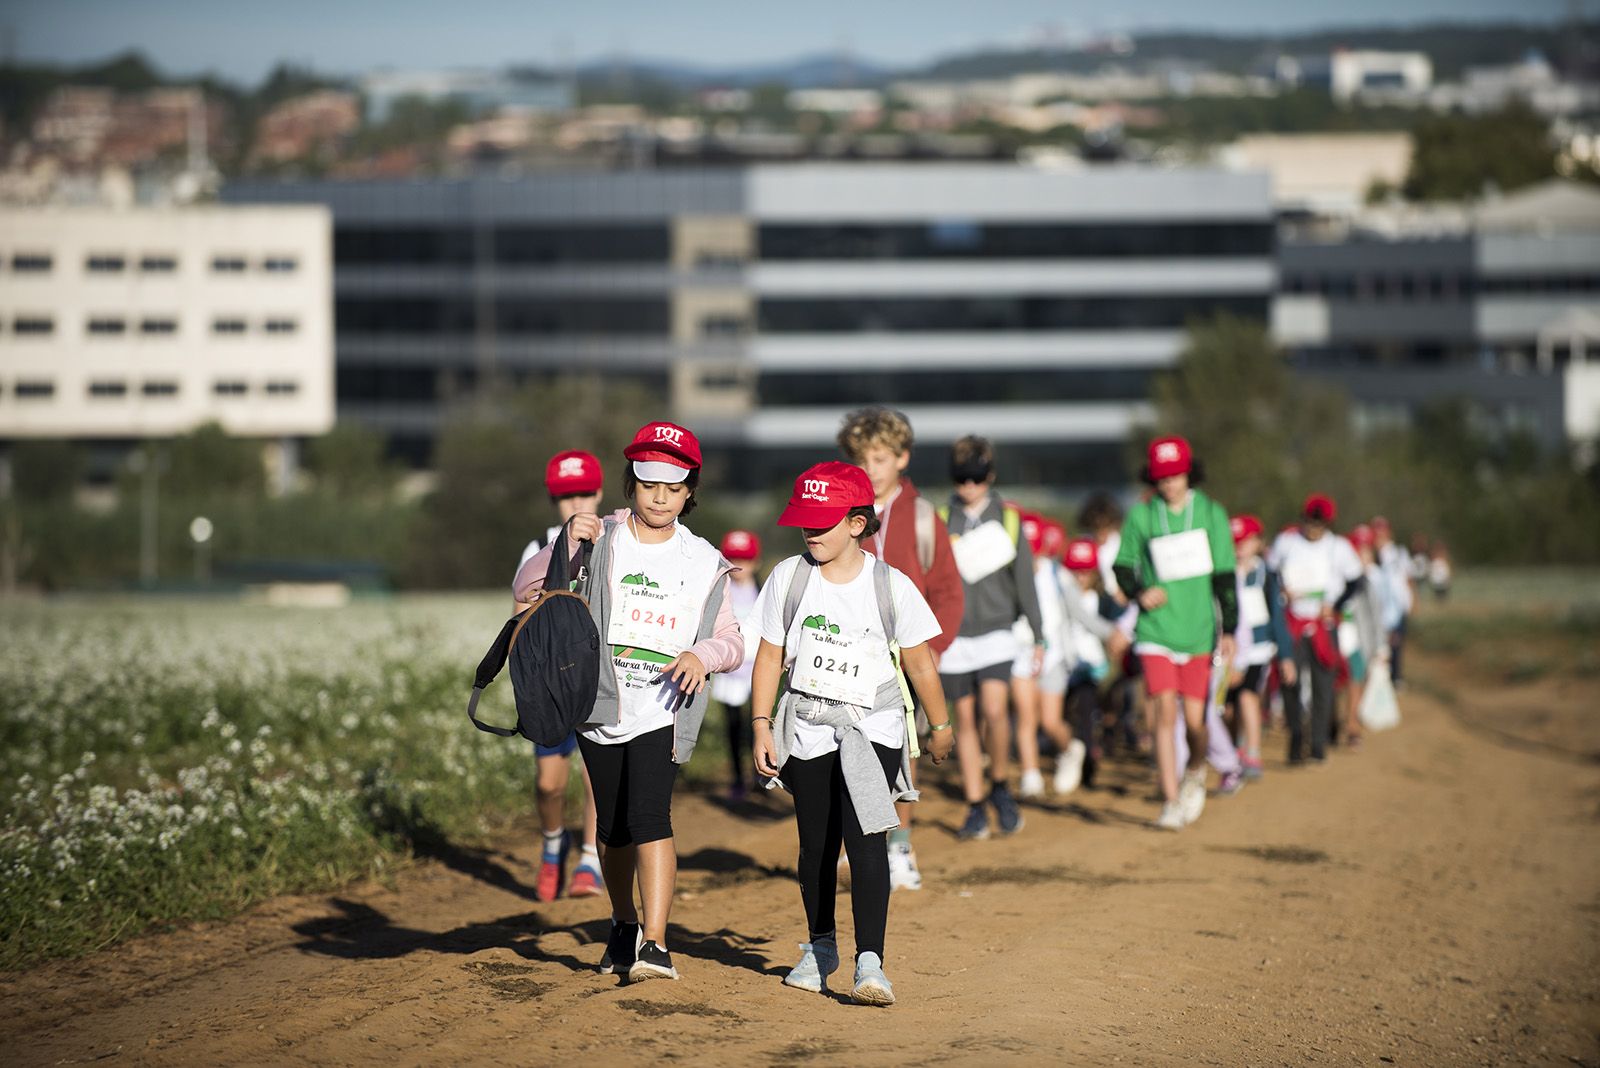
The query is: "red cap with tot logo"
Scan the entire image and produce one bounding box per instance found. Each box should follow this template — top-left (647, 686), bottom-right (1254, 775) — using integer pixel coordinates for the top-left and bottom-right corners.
top-left (1040, 520), bottom-right (1067, 560)
top-left (719, 529), bottom-right (761, 561)
top-left (1063, 538), bottom-right (1099, 572)
top-left (777, 461), bottom-right (874, 528)
top-left (1230, 513), bottom-right (1264, 544)
top-left (544, 450), bottom-right (603, 496)
top-left (624, 421), bottom-right (701, 484)
top-left (1147, 435), bottom-right (1193, 479)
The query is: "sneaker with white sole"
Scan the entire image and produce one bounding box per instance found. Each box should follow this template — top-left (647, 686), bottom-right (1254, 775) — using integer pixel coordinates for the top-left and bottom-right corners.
top-left (1179, 769), bottom-right (1207, 825)
top-left (887, 842), bottom-right (922, 891)
top-left (628, 940), bottom-right (678, 983)
top-left (1155, 800), bottom-right (1186, 831)
top-left (598, 920), bottom-right (641, 975)
top-left (957, 803), bottom-right (990, 841)
top-left (1216, 769), bottom-right (1245, 796)
top-left (1018, 768), bottom-right (1046, 800)
top-left (991, 785), bottom-right (1025, 836)
top-left (1054, 739), bottom-right (1086, 796)
top-left (782, 934), bottom-right (839, 993)
top-left (850, 951), bottom-right (895, 1006)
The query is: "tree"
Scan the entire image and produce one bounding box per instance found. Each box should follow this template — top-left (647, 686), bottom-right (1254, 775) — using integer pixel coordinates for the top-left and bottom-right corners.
top-left (161, 423), bottom-right (265, 500)
top-left (404, 375), bottom-right (657, 588)
top-left (9, 441), bottom-right (85, 504)
top-left (304, 424), bottom-right (399, 500)
top-left (1403, 102), bottom-right (1557, 202)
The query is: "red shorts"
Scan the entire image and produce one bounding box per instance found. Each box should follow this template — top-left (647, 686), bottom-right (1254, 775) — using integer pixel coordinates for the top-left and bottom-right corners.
top-left (1139, 653), bottom-right (1211, 702)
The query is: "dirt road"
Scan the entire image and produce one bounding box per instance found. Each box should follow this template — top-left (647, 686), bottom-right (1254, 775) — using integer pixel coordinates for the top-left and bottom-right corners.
top-left (4, 645), bottom-right (1597, 1066)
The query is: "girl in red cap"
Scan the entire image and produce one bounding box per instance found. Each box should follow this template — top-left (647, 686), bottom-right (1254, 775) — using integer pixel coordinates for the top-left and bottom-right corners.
top-left (513, 421), bottom-right (745, 985)
top-left (1112, 436), bottom-right (1238, 831)
top-left (1226, 514), bottom-right (1295, 781)
top-left (512, 450), bottom-right (607, 902)
top-left (1338, 525), bottom-right (1387, 751)
top-left (1267, 494), bottom-right (1366, 764)
top-left (712, 530), bottom-right (763, 800)
top-left (751, 461), bottom-right (953, 1006)
top-left (1053, 536), bottom-right (1120, 792)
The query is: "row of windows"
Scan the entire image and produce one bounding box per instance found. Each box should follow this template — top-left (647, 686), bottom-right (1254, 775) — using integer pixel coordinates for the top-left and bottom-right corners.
top-left (4, 315), bottom-right (301, 337)
top-left (757, 222), bottom-right (1275, 261)
top-left (757, 295), bottom-right (1269, 333)
top-left (755, 367), bottom-right (1153, 406)
top-left (5, 252), bottom-right (299, 275)
top-left (335, 367), bottom-right (673, 404)
top-left (1282, 271), bottom-right (1600, 300)
top-left (335, 298), bottom-right (670, 335)
top-left (335, 225), bottom-right (671, 266)
top-left (2, 379), bottom-right (301, 400)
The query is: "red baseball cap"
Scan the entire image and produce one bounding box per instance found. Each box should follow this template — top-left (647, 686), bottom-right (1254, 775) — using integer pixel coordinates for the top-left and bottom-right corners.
top-left (1020, 511), bottom-right (1045, 556)
top-left (1040, 520), bottom-right (1067, 560)
top-left (1230, 513), bottom-right (1264, 544)
top-left (1147, 436), bottom-right (1193, 479)
top-left (1371, 515), bottom-right (1391, 532)
top-left (720, 529), bottom-right (761, 561)
top-left (777, 461), bottom-right (874, 528)
top-left (1348, 523), bottom-right (1375, 548)
top-left (624, 421), bottom-right (701, 484)
top-left (1063, 537), bottom-right (1099, 572)
top-left (1303, 493), bottom-right (1337, 523)
top-left (544, 450), bottom-right (603, 496)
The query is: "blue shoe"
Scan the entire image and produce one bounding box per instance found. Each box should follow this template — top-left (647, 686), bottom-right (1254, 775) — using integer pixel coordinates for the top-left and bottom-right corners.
top-left (782, 933), bottom-right (839, 993)
top-left (957, 804), bottom-right (990, 841)
top-left (990, 785), bottom-right (1025, 836)
top-left (851, 951), bottom-right (895, 1006)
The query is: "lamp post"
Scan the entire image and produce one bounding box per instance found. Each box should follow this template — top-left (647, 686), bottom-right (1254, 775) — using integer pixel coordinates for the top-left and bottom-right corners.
top-left (126, 447), bottom-right (165, 588)
top-left (189, 515), bottom-right (213, 584)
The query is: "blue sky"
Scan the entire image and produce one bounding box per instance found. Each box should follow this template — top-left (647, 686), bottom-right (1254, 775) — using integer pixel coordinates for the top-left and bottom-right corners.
top-left (6, 0), bottom-right (1572, 83)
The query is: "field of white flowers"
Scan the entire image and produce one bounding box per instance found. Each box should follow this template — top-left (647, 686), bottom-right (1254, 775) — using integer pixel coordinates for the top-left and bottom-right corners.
top-left (0, 594), bottom-right (562, 971)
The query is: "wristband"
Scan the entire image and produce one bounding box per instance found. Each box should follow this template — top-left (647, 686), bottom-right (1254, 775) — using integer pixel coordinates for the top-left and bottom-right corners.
top-left (929, 720), bottom-right (952, 732)
top-left (751, 715), bottom-right (772, 725)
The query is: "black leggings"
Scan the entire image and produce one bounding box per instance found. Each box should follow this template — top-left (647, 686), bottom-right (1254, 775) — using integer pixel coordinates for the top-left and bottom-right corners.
top-left (726, 700), bottom-right (749, 790)
top-left (578, 726), bottom-right (678, 848)
top-left (782, 743), bottom-right (900, 960)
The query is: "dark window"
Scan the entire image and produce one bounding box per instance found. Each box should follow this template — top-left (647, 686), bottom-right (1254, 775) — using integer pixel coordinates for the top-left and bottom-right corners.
top-left (88, 317), bottom-right (127, 335)
top-left (262, 256), bottom-right (298, 273)
top-left (212, 318), bottom-right (247, 335)
top-left (11, 253), bottom-right (52, 272)
top-left (757, 367), bottom-right (1154, 406)
top-left (264, 318), bottom-right (298, 334)
top-left (335, 226), bottom-right (475, 265)
top-left (15, 380), bottom-right (55, 399)
top-left (701, 315), bottom-right (749, 338)
top-left (13, 316), bottom-right (54, 335)
top-left (213, 380), bottom-right (249, 396)
top-left (140, 255), bottom-right (177, 272)
top-left (88, 381), bottom-right (128, 398)
top-left (141, 381), bottom-right (179, 397)
top-left (265, 380), bottom-right (299, 396)
top-left (758, 295), bottom-right (1268, 333)
top-left (86, 254), bottom-right (125, 273)
top-left (333, 224), bottom-right (672, 266)
top-left (211, 255), bottom-right (248, 273)
top-left (140, 318), bottom-right (178, 335)
top-left (335, 297), bottom-right (669, 336)
top-left (757, 221), bottom-right (1274, 260)
top-left (337, 366), bottom-right (439, 403)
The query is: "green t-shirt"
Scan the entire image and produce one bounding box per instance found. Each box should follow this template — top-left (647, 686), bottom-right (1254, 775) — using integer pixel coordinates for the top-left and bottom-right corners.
top-left (1114, 488), bottom-right (1236, 655)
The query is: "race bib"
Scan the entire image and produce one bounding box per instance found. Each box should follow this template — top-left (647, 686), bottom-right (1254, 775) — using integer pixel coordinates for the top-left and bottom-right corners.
top-left (608, 583), bottom-right (696, 657)
top-left (791, 626), bottom-right (877, 708)
top-left (1148, 527), bottom-right (1213, 583)
top-left (1280, 553), bottom-right (1330, 601)
top-left (951, 520), bottom-right (1017, 584)
top-left (1240, 586), bottom-right (1270, 628)
top-left (1338, 621), bottom-right (1361, 657)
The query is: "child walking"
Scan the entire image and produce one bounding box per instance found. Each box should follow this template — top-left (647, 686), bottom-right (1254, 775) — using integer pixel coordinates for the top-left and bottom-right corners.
top-left (751, 462), bottom-right (953, 1006)
top-left (1112, 436), bottom-right (1238, 831)
top-left (513, 422), bottom-right (745, 984)
top-left (1226, 514), bottom-right (1295, 781)
top-left (711, 530), bottom-right (763, 799)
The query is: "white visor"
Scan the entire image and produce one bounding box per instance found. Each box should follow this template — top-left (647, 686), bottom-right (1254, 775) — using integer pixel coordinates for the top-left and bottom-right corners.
top-left (632, 459), bottom-right (691, 484)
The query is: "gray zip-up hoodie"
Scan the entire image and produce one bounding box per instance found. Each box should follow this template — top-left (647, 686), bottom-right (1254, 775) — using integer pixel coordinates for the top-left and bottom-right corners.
top-left (943, 495), bottom-right (1044, 641)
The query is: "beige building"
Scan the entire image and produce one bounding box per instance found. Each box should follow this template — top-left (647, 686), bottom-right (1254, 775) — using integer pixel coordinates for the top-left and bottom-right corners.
top-left (0, 205), bottom-right (333, 440)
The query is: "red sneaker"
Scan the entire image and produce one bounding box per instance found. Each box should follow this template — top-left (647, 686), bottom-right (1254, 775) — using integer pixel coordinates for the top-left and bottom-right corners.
top-left (568, 865), bottom-right (602, 898)
top-left (535, 859), bottom-right (562, 902)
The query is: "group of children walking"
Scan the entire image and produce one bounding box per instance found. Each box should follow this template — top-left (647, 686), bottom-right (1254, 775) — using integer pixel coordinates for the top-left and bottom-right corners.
top-left (507, 409), bottom-right (1413, 1004)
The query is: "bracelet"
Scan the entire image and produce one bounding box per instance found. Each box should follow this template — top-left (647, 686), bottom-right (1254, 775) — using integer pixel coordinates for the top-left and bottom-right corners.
top-left (929, 720), bottom-right (953, 732)
top-left (751, 716), bottom-right (772, 725)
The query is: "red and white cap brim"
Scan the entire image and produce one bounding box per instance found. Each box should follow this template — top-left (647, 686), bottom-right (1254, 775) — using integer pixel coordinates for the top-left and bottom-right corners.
top-left (632, 459), bottom-right (692, 484)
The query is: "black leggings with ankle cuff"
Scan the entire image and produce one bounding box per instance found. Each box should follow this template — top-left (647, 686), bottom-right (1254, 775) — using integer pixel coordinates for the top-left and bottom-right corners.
top-left (782, 742), bottom-right (900, 960)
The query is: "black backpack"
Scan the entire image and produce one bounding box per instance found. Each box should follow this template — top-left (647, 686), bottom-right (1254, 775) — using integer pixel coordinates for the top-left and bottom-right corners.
top-left (467, 526), bottom-right (601, 747)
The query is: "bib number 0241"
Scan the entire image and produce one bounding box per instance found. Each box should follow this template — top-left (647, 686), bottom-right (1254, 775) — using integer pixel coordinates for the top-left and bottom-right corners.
top-left (811, 654), bottom-right (861, 679)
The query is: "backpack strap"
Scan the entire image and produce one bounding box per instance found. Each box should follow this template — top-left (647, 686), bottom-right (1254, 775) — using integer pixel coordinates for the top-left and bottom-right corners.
top-left (781, 554), bottom-right (816, 634)
top-left (1002, 504), bottom-right (1021, 547)
top-left (936, 503), bottom-right (950, 527)
top-left (914, 496), bottom-right (936, 573)
top-left (872, 553), bottom-right (897, 639)
top-left (467, 613), bottom-right (523, 737)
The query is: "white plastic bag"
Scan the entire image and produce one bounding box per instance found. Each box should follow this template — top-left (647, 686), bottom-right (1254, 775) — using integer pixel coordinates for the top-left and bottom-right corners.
top-left (1359, 660), bottom-right (1401, 732)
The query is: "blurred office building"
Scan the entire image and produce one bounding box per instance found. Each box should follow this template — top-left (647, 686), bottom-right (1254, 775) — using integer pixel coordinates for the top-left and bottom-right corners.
top-left (222, 164), bottom-right (1275, 490)
top-left (0, 206), bottom-right (335, 477)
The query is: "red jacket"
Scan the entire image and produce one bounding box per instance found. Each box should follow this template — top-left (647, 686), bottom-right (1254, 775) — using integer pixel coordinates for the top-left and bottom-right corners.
top-left (871, 477), bottom-right (964, 656)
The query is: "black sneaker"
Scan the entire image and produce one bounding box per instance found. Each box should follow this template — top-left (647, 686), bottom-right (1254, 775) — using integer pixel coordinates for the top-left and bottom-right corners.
top-left (628, 939), bottom-right (679, 983)
top-left (957, 803), bottom-right (990, 841)
top-left (599, 920), bottom-right (640, 975)
top-left (991, 784), bottom-right (1025, 836)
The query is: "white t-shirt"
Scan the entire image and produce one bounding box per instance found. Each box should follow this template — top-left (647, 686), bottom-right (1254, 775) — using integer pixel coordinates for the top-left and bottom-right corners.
top-left (1269, 530), bottom-right (1362, 620)
top-left (1098, 531), bottom-right (1122, 596)
top-left (1014, 562), bottom-right (1068, 676)
top-left (710, 577), bottom-right (761, 707)
top-left (1377, 542), bottom-right (1413, 615)
top-left (584, 520), bottom-right (724, 746)
top-left (759, 553), bottom-right (941, 760)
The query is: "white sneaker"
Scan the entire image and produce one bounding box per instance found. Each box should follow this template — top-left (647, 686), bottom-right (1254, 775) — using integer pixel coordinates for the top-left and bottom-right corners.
top-left (1018, 769), bottom-right (1046, 800)
top-left (1053, 740), bottom-right (1086, 796)
top-left (887, 842), bottom-right (923, 891)
top-left (1155, 801), bottom-right (1186, 831)
top-left (1179, 770), bottom-right (1207, 825)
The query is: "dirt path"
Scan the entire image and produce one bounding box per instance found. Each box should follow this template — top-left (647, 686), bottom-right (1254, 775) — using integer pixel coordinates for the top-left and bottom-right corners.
top-left (4, 647), bottom-right (1598, 1067)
